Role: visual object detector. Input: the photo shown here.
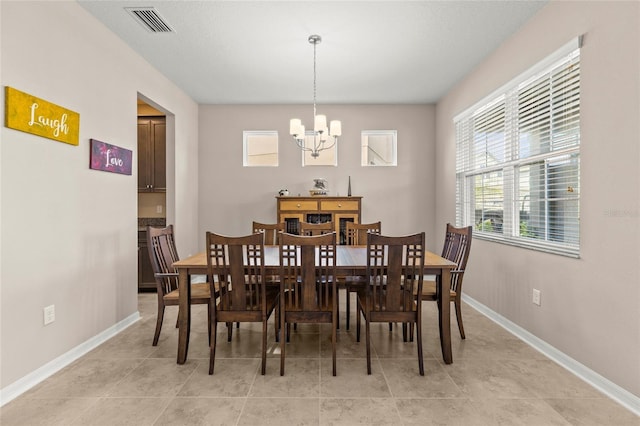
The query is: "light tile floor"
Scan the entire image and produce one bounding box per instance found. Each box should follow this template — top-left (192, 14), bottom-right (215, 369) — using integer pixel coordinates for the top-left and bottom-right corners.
top-left (2, 293), bottom-right (638, 425)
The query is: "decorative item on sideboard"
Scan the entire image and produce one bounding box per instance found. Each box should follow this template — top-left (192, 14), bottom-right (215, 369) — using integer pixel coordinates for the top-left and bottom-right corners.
top-left (310, 178), bottom-right (328, 196)
top-left (278, 189), bottom-right (289, 196)
top-left (348, 176), bottom-right (352, 197)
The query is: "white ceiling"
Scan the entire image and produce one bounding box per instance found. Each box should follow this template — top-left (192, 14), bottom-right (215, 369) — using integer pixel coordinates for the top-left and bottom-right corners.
top-left (78, 0), bottom-right (547, 105)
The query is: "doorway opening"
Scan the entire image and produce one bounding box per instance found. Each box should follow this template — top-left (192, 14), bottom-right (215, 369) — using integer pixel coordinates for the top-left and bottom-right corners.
top-left (136, 95), bottom-right (173, 292)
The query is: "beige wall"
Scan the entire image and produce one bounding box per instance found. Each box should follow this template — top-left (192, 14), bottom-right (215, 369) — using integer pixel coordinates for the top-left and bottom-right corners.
top-left (0, 1), bottom-right (199, 390)
top-left (197, 104), bottom-right (437, 252)
top-left (436, 1), bottom-right (640, 397)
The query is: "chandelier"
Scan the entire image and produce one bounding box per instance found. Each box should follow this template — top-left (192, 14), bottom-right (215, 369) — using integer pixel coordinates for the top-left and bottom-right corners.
top-left (289, 34), bottom-right (342, 158)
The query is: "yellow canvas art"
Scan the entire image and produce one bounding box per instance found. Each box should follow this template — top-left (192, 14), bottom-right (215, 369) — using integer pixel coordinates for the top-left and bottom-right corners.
top-left (4, 86), bottom-right (79, 146)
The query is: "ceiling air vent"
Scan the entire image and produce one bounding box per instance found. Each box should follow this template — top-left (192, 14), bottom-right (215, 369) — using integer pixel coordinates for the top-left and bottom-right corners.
top-left (125, 7), bottom-right (174, 33)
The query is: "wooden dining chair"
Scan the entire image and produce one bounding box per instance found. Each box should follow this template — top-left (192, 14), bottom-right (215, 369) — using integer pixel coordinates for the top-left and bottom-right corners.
top-left (252, 221), bottom-right (285, 245)
top-left (356, 232), bottom-right (426, 375)
top-left (342, 221), bottom-right (382, 330)
top-left (279, 232), bottom-right (338, 376)
top-left (299, 221), bottom-right (333, 236)
top-left (147, 225), bottom-right (212, 346)
top-left (206, 232), bottom-right (279, 375)
top-left (416, 223), bottom-right (472, 339)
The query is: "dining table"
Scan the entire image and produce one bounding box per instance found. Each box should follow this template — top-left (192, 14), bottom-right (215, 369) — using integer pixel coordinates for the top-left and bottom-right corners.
top-left (172, 245), bottom-right (457, 365)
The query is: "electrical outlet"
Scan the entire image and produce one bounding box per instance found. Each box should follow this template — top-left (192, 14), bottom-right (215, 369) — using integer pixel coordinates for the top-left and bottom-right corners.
top-left (44, 305), bottom-right (55, 325)
top-left (156, 205), bottom-right (163, 213)
top-left (532, 289), bottom-right (541, 306)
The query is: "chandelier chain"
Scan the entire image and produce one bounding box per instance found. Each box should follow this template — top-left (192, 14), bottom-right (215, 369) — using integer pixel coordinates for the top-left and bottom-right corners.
top-left (313, 39), bottom-right (317, 119)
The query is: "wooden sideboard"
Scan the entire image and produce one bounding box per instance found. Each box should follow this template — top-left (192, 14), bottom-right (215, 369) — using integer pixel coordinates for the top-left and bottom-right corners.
top-left (276, 196), bottom-right (361, 244)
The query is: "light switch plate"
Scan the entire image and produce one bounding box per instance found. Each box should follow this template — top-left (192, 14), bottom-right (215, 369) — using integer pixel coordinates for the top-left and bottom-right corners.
top-left (44, 305), bottom-right (55, 325)
top-left (532, 289), bottom-right (541, 306)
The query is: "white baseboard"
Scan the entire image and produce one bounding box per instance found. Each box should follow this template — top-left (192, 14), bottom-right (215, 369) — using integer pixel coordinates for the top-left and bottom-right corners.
top-left (0, 311), bottom-right (140, 407)
top-left (463, 294), bottom-right (640, 416)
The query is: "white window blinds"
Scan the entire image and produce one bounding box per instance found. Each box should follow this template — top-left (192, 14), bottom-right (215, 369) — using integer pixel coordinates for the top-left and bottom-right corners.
top-left (455, 38), bottom-right (581, 257)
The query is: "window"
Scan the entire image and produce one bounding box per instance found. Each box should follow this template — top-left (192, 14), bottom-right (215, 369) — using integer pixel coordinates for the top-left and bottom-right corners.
top-left (361, 130), bottom-right (397, 166)
top-left (455, 38), bottom-right (581, 257)
top-left (243, 131), bottom-right (278, 167)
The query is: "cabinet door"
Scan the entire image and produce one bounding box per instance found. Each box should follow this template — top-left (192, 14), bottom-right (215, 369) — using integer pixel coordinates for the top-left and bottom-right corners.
top-left (334, 213), bottom-right (359, 245)
top-left (151, 119), bottom-right (166, 191)
top-left (280, 213), bottom-right (304, 234)
top-left (138, 119), bottom-right (152, 191)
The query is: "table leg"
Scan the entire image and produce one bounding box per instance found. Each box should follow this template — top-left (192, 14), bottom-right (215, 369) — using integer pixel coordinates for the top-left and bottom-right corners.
top-left (439, 268), bottom-right (453, 364)
top-left (177, 269), bottom-right (191, 364)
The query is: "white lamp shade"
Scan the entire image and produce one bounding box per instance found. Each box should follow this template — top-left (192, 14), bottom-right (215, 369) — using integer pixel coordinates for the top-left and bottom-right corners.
top-left (290, 118), bottom-right (302, 135)
top-left (329, 120), bottom-right (342, 136)
top-left (298, 125), bottom-right (305, 139)
top-left (314, 114), bottom-right (327, 132)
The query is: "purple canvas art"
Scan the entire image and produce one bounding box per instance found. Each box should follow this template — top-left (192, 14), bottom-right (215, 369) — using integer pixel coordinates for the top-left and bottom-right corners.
top-left (90, 139), bottom-right (132, 175)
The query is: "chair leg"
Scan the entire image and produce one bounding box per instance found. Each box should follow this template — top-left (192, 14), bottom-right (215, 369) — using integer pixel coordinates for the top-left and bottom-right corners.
top-left (415, 319), bottom-right (424, 376)
top-left (336, 291), bottom-right (340, 330)
top-left (261, 320), bottom-right (267, 375)
top-left (227, 322), bottom-right (233, 342)
top-left (454, 299), bottom-right (466, 339)
top-left (209, 320), bottom-right (218, 375)
top-left (365, 315), bottom-right (372, 375)
top-left (280, 313), bottom-right (286, 376)
top-left (345, 287), bottom-right (351, 330)
top-left (153, 305), bottom-right (165, 346)
top-left (332, 312), bottom-right (337, 376)
top-left (274, 305), bottom-right (280, 343)
top-left (356, 298), bottom-right (361, 342)
top-left (207, 303), bottom-right (212, 346)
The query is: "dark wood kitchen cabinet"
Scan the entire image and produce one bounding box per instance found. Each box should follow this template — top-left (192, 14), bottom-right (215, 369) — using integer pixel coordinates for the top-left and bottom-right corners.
top-left (138, 117), bottom-right (166, 192)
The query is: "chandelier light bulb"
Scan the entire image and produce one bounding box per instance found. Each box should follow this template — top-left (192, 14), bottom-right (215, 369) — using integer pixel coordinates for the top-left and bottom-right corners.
top-left (314, 114), bottom-right (327, 132)
top-left (290, 118), bottom-right (302, 136)
top-left (329, 120), bottom-right (342, 137)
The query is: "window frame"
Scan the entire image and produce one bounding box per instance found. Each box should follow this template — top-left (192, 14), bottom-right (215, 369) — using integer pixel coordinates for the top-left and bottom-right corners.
top-left (454, 37), bottom-right (582, 258)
